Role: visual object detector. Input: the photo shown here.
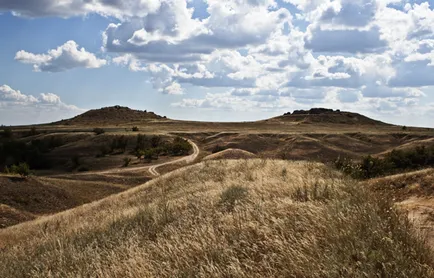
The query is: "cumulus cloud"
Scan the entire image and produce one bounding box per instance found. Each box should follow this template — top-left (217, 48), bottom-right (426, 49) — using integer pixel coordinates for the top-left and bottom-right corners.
top-left (102, 1), bottom-right (291, 63)
top-left (305, 27), bottom-right (387, 53)
top-left (0, 0), bottom-right (165, 19)
top-left (15, 41), bottom-right (107, 72)
top-left (317, 0), bottom-right (376, 27)
top-left (0, 84), bottom-right (84, 125)
top-left (4, 0), bottom-right (434, 126)
top-left (0, 84), bottom-right (38, 103)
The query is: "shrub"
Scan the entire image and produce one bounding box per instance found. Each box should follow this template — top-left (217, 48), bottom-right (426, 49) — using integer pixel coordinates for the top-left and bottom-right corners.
top-left (132, 126), bottom-right (139, 132)
top-left (10, 162), bottom-right (30, 177)
top-left (123, 157), bottom-right (132, 167)
top-left (335, 145), bottom-right (434, 179)
top-left (219, 185), bottom-right (249, 212)
top-left (3, 165), bottom-right (10, 174)
top-left (143, 149), bottom-right (158, 161)
top-left (136, 134), bottom-right (150, 152)
top-left (150, 135), bottom-right (162, 148)
top-left (169, 137), bottom-right (192, 156)
top-left (402, 125), bottom-right (408, 131)
top-left (93, 128), bottom-right (105, 135)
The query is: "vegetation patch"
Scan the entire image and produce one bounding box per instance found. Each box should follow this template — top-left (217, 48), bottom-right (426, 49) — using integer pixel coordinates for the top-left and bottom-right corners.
top-left (335, 145), bottom-right (434, 179)
top-left (135, 135), bottom-right (192, 162)
top-left (219, 185), bottom-right (249, 212)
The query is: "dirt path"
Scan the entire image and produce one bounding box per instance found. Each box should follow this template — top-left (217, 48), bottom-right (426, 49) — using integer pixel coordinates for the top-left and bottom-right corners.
top-left (148, 139), bottom-right (200, 176)
top-left (49, 139), bottom-right (200, 178)
top-left (397, 197), bottom-right (434, 250)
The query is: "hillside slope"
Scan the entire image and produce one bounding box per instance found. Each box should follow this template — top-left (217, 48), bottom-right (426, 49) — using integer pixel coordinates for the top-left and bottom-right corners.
top-left (1, 160), bottom-right (432, 277)
top-left (0, 175), bottom-right (129, 228)
top-left (365, 168), bottom-right (434, 249)
top-left (271, 108), bottom-right (390, 126)
top-left (55, 105), bottom-right (165, 125)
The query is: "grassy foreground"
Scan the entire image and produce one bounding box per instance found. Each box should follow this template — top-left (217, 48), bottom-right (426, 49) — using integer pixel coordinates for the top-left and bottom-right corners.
top-left (1, 159), bottom-right (433, 277)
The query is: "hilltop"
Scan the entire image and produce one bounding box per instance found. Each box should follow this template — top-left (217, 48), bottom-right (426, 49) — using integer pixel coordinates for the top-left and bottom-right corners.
top-left (55, 105), bottom-right (165, 126)
top-left (49, 106), bottom-right (394, 128)
top-left (1, 160), bottom-right (432, 277)
top-left (271, 108), bottom-right (389, 125)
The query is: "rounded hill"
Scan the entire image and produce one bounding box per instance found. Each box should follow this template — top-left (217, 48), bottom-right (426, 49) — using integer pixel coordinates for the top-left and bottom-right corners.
top-left (56, 106), bottom-right (165, 125)
top-left (271, 108), bottom-right (390, 126)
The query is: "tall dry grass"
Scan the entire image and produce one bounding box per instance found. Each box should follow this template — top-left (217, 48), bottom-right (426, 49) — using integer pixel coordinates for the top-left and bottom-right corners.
top-left (0, 159), bottom-right (433, 277)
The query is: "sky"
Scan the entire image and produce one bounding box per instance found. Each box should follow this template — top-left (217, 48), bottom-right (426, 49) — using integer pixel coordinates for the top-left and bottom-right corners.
top-left (1, 0), bottom-right (434, 127)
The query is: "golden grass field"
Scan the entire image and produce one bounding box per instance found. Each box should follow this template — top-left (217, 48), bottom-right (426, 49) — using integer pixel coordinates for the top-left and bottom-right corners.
top-left (1, 160), bottom-right (433, 277)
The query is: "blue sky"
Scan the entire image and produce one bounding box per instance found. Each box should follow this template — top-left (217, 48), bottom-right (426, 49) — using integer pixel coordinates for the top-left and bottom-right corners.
top-left (1, 0), bottom-right (434, 127)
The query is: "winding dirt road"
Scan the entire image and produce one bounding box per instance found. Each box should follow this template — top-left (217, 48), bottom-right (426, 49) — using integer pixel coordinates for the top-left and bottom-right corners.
top-left (49, 139), bottom-right (200, 177)
top-left (148, 139), bottom-right (200, 176)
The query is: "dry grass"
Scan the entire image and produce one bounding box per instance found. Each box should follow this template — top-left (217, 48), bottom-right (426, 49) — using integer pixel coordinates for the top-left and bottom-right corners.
top-left (0, 175), bottom-right (131, 228)
top-left (0, 159), bottom-right (433, 277)
top-left (366, 168), bottom-right (434, 200)
top-left (203, 148), bottom-right (257, 161)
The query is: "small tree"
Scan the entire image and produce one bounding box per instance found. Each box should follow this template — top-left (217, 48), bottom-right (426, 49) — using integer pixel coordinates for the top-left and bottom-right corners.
top-left (11, 163), bottom-right (30, 177)
top-left (132, 126), bottom-right (139, 132)
top-left (3, 166), bottom-right (10, 174)
top-left (123, 157), bottom-right (132, 167)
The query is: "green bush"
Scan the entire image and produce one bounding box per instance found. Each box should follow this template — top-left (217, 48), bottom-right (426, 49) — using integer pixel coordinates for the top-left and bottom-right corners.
top-left (0, 139), bottom-right (51, 170)
top-left (123, 157), bottom-right (132, 167)
top-left (335, 145), bottom-right (434, 179)
top-left (169, 137), bottom-right (192, 156)
top-left (10, 162), bottom-right (30, 177)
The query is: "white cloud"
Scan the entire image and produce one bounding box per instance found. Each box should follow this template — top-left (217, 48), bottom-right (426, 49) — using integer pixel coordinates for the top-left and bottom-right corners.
top-left (0, 84), bottom-right (38, 103)
top-left (305, 26), bottom-right (387, 53)
top-left (15, 41), bottom-right (107, 72)
top-left (0, 84), bottom-right (84, 125)
top-left (4, 0), bottom-right (434, 126)
top-left (102, 1), bottom-right (291, 63)
top-left (0, 0), bottom-right (166, 19)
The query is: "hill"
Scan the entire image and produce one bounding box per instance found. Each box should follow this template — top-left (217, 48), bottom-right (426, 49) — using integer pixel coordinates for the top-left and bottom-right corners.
top-left (0, 175), bottom-right (130, 228)
top-left (1, 160), bottom-right (432, 277)
top-left (271, 108), bottom-right (390, 126)
top-left (55, 105), bottom-right (165, 125)
top-left (203, 148), bottom-right (257, 160)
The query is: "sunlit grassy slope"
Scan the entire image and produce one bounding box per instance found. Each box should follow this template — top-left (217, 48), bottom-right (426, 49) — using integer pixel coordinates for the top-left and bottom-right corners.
top-left (1, 159), bottom-right (433, 277)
